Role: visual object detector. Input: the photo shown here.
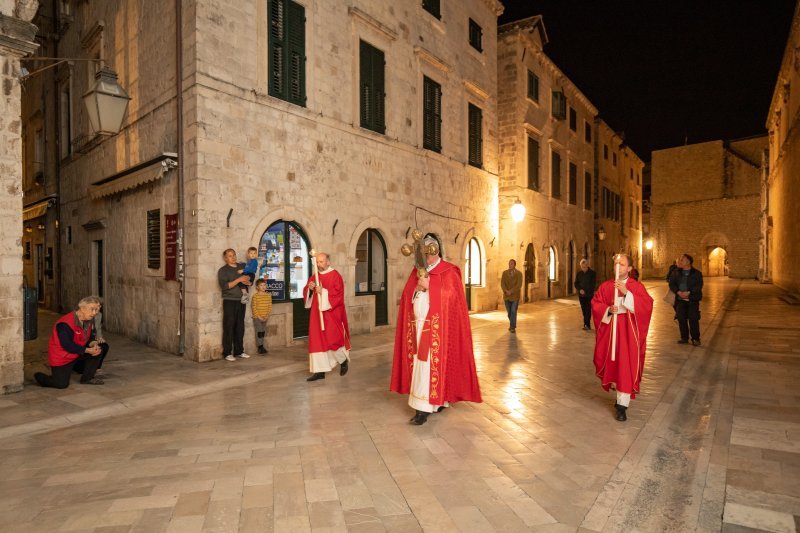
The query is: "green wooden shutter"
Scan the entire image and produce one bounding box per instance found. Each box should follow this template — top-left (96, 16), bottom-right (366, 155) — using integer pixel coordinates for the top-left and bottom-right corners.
top-left (268, 0), bottom-right (285, 99)
top-left (468, 103), bottom-right (482, 167)
top-left (423, 77), bottom-right (441, 152)
top-left (360, 41), bottom-right (385, 134)
top-left (528, 136), bottom-right (539, 190)
top-left (373, 47), bottom-right (385, 133)
top-left (359, 41), bottom-right (371, 128)
top-left (422, 0), bottom-right (441, 19)
top-left (287, 0), bottom-right (305, 106)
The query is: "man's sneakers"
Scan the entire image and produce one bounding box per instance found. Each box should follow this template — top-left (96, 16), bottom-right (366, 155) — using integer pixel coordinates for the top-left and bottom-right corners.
top-left (340, 360), bottom-right (349, 376)
top-left (583, 324), bottom-right (591, 331)
top-left (239, 353), bottom-right (251, 359)
top-left (225, 355), bottom-right (236, 361)
top-left (225, 354), bottom-right (249, 361)
top-left (691, 339), bottom-right (701, 346)
top-left (307, 372), bottom-right (325, 382)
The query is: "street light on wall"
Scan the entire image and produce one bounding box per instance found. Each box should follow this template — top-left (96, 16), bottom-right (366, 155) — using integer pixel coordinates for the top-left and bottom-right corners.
top-left (597, 225), bottom-right (607, 241)
top-left (82, 67), bottom-right (131, 135)
top-left (645, 239), bottom-right (654, 250)
top-left (499, 194), bottom-right (526, 222)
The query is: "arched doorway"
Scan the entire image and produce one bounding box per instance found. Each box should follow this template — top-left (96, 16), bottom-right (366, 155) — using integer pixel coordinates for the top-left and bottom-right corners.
top-left (355, 228), bottom-right (388, 326)
top-left (708, 246), bottom-right (728, 277)
top-left (259, 220), bottom-right (312, 338)
top-left (524, 243), bottom-right (535, 302)
top-left (567, 241), bottom-right (575, 295)
top-left (464, 237), bottom-right (482, 311)
top-left (547, 245), bottom-right (557, 298)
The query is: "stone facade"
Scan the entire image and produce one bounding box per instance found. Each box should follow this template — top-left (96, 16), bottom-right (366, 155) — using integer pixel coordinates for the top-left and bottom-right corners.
top-left (26, 0), bottom-right (505, 363)
top-left (594, 120), bottom-right (644, 282)
top-left (764, 0), bottom-right (800, 293)
top-left (648, 137), bottom-right (766, 280)
top-left (0, 0), bottom-right (38, 392)
top-left (497, 17), bottom-right (597, 301)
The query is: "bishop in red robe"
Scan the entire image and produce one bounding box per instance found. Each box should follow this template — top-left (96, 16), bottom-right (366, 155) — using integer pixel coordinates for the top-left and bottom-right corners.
top-left (390, 241), bottom-right (482, 425)
top-left (592, 253), bottom-right (653, 421)
top-left (304, 252), bottom-right (350, 381)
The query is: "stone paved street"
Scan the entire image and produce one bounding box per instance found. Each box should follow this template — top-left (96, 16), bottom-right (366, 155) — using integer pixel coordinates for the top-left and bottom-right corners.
top-left (1, 279), bottom-right (798, 532)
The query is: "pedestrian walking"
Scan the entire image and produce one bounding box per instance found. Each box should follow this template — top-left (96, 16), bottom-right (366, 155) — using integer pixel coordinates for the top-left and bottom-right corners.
top-left (668, 253), bottom-right (703, 346)
top-left (574, 259), bottom-right (596, 330)
top-left (501, 259), bottom-right (523, 332)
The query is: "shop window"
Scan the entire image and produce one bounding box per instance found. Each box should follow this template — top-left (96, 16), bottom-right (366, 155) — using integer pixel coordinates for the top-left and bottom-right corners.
top-left (259, 220), bottom-right (310, 301)
top-left (465, 237), bottom-right (482, 286)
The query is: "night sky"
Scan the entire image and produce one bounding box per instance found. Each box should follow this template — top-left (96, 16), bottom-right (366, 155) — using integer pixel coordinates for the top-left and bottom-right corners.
top-left (498, 1), bottom-right (796, 160)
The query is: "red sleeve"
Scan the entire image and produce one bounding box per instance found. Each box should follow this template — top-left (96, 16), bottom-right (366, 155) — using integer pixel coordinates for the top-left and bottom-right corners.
top-left (327, 272), bottom-right (345, 309)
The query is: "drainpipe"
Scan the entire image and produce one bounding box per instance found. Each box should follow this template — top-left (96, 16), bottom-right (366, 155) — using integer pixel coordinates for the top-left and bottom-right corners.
top-left (176, 0), bottom-right (186, 355)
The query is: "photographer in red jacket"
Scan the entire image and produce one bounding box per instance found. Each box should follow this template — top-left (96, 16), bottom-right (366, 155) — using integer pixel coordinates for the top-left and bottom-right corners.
top-left (34, 296), bottom-right (108, 388)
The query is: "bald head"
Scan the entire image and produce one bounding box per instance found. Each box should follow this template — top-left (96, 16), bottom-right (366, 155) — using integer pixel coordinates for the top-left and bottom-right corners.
top-left (315, 252), bottom-right (330, 271)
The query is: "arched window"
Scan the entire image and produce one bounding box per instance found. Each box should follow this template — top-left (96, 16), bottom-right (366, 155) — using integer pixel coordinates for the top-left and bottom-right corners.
top-left (465, 237), bottom-right (482, 286)
top-left (258, 220), bottom-right (311, 302)
top-left (548, 246), bottom-right (557, 281)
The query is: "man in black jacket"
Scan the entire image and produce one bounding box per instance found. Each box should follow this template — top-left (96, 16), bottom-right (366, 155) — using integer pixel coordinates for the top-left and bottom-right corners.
top-left (668, 254), bottom-right (703, 346)
top-left (574, 259), bottom-right (597, 330)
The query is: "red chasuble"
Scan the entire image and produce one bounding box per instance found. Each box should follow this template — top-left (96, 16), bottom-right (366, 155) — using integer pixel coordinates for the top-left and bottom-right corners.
top-left (389, 261), bottom-right (482, 405)
top-left (303, 269), bottom-right (351, 353)
top-left (591, 278), bottom-right (653, 398)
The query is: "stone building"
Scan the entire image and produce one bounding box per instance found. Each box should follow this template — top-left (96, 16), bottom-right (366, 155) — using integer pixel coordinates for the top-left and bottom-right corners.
top-left (594, 120), bottom-right (644, 282)
top-left (764, 0), bottom-right (800, 293)
top-left (0, 0), bottom-right (38, 393)
top-left (496, 16), bottom-right (597, 301)
top-left (647, 136), bottom-right (766, 280)
top-left (19, 0), bottom-right (505, 370)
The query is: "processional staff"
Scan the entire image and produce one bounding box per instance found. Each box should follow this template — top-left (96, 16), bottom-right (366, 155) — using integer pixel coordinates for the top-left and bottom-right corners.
top-left (309, 249), bottom-right (325, 331)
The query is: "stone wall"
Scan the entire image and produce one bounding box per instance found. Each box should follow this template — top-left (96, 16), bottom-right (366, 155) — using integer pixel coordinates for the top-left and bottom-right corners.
top-left (0, 2), bottom-right (38, 393)
top-left (765, 1), bottom-right (800, 293)
top-left (649, 137), bottom-right (765, 279)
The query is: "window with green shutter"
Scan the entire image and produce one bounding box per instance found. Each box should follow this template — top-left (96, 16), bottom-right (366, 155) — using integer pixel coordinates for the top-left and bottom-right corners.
top-left (584, 171), bottom-right (592, 209)
top-left (423, 76), bottom-right (442, 152)
top-left (528, 136), bottom-right (539, 191)
top-left (527, 70), bottom-right (539, 102)
top-left (568, 162), bottom-right (577, 204)
top-left (468, 103), bottom-right (482, 167)
top-left (147, 209), bottom-right (160, 270)
top-left (268, 0), bottom-right (306, 106)
top-left (422, 0), bottom-right (440, 19)
top-left (469, 19), bottom-right (482, 52)
top-left (359, 40), bottom-right (385, 134)
top-left (552, 90), bottom-right (566, 119)
top-left (551, 150), bottom-right (561, 198)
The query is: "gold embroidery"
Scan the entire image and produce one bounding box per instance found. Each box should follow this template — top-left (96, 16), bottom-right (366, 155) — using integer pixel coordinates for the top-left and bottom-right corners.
top-left (428, 314), bottom-right (441, 399)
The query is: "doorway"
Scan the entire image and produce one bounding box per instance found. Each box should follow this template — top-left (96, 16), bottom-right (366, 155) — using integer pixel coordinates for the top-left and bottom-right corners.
top-left (464, 238), bottom-right (481, 311)
top-left (547, 246), bottom-right (556, 298)
top-left (524, 243), bottom-right (535, 303)
top-left (708, 246), bottom-right (728, 277)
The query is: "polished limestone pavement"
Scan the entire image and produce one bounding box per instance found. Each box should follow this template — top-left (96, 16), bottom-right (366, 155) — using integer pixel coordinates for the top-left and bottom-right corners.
top-left (0, 279), bottom-right (798, 532)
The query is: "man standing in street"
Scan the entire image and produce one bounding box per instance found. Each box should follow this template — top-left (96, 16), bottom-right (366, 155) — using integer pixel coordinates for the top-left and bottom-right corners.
top-left (591, 254), bottom-right (653, 422)
top-left (574, 259), bottom-right (597, 330)
top-left (304, 252), bottom-right (351, 382)
top-left (668, 253), bottom-right (703, 346)
top-left (390, 237), bottom-right (482, 425)
top-left (501, 259), bottom-right (523, 332)
top-left (218, 249), bottom-right (252, 361)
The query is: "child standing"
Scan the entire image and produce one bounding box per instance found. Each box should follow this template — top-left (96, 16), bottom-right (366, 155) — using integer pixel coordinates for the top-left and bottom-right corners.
top-left (238, 247), bottom-right (260, 303)
top-left (251, 279), bottom-right (272, 354)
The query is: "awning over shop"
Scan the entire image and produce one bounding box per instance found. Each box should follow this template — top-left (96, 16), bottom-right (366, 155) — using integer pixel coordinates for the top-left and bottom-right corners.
top-left (89, 153), bottom-right (178, 199)
top-left (22, 196), bottom-right (57, 221)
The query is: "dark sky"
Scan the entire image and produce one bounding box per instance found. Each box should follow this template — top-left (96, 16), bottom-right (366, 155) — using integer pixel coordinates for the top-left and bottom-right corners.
top-left (498, 1), bottom-right (796, 159)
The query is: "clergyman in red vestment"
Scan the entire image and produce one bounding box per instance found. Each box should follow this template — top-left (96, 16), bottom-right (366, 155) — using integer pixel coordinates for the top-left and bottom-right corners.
top-left (390, 237), bottom-right (482, 425)
top-left (591, 254), bottom-right (653, 421)
top-left (304, 252), bottom-right (351, 382)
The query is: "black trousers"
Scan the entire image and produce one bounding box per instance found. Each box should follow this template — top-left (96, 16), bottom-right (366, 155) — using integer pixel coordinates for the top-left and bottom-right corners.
top-left (222, 299), bottom-right (246, 356)
top-left (675, 300), bottom-right (701, 341)
top-left (36, 353), bottom-right (102, 389)
top-left (579, 296), bottom-right (592, 328)
top-left (73, 342), bottom-right (110, 374)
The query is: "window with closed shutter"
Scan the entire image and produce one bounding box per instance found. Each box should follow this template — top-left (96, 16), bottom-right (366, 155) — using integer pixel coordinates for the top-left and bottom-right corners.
top-left (359, 40), bottom-right (385, 134)
top-left (468, 103), bottom-right (482, 167)
top-left (568, 163), bottom-right (577, 205)
top-left (551, 150), bottom-right (561, 198)
top-left (527, 136), bottom-right (539, 191)
top-left (552, 90), bottom-right (566, 119)
top-left (423, 76), bottom-right (442, 152)
top-left (147, 209), bottom-right (160, 270)
top-left (268, 0), bottom-right (305, 107)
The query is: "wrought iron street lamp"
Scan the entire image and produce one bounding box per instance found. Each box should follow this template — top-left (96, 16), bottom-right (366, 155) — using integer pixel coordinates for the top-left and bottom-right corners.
top-left (510, 199), bottom-right (526, 223)
top-left (82, 66), bottom-right (131, 135)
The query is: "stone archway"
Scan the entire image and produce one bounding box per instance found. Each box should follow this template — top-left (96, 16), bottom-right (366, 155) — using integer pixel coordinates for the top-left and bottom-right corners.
top-left (708, 246), bottom-right (728, 277)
